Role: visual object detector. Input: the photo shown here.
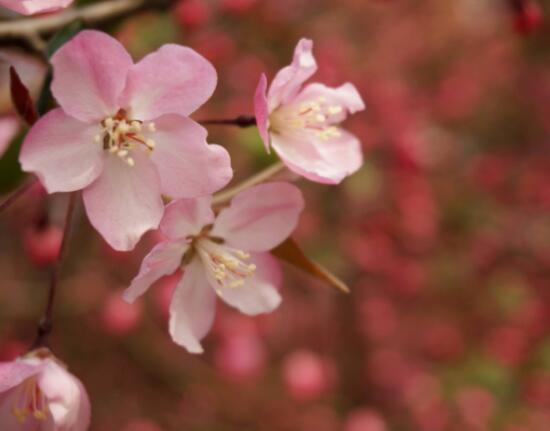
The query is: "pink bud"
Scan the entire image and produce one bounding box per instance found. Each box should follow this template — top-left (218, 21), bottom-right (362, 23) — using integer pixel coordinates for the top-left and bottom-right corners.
top-left (214, 333), bottom-right (266, 381)
top-left (101, 291), bottom-right (143, 336)
top-left (344, 409), bottom-right (388, 431)
top-left (174, 0), bottom-right (210, 29)
top-left (282, 350), bottom-right (334, 401)
top-left (23, 225), bottom-right (62, 267)
top-left (513, 0), bottom-right (543, 35)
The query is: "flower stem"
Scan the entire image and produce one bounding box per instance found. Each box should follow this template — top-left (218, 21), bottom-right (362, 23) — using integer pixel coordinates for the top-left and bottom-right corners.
top-left (212, 161), bottom-right (286, 206)
top-left (0, 177), bottom-right (38, 214)
top-left (32, 192), bottom-right (78, 349)
top-left (199, 115), bottom-right (257, 128)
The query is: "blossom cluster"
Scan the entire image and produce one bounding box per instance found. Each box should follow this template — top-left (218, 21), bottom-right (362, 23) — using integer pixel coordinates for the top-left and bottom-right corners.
top-left (0, 17), bottom-right (364, 429)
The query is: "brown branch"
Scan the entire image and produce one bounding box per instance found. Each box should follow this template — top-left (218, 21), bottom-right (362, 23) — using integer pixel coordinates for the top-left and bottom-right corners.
top-left (0, 177), bottom-right (38, 214)
top-left (0, 0), bottom-right (176, 42)
top-left (32, 192), bottom-right (77, 349)
top-left (199, 115), bottom-right (257, 128)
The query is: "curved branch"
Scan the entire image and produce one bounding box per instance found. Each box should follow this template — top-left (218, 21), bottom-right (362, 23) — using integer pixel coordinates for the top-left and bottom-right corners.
top-left (0, 0), bottom-right (175, 41)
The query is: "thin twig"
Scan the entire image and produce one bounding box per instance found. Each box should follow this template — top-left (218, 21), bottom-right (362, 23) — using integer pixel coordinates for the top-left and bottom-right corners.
top-left (199, 115), bottom-right (257, 128)
top-left (212, 161), bottom-right (286, 206)
top-left (32, 192), bottom-right (77, 349)
top-left (0, 0), bottom-right (175, 40)
top-left (0, 177), bottom-right (38, 214)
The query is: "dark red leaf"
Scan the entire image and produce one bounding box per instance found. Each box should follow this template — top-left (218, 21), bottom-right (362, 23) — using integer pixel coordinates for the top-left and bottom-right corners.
top-left (10, 66), bottom-right (38, 126)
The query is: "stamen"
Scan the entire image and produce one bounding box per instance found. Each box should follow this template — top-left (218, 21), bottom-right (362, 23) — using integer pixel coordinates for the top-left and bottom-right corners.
top-left (11, 378), bottom-right (49, 424)
top-left (93, 111), bottom-right (157, 166)
top-left (196, 239), bottom-right (256, 295)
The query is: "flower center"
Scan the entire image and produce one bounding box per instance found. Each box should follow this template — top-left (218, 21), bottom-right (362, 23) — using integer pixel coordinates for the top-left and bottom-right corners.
top-left (11, 377), bottom-right (49, 424)
top-left (94, 109), bottom-right (157, 167)
top-left (269, 96), bottom-right (343, 140)
top-left (194, 238), bottom-right (256, 296)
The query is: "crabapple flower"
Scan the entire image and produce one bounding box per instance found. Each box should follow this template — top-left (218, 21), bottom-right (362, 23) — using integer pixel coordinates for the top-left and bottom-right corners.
top-left (124, 182), bottom-right (304, 353)
top-left (254, 39), bottom-right (365, 184)
top-left (0, 0), bottom-right (73, 15)
top-left (0, 348), bottom-right (90, 430)
top-left (20, 30), bottom-right (232, 251)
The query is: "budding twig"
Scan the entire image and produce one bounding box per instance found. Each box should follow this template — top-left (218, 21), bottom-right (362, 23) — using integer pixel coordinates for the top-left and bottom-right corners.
top-left (0, 176), bottom-right (38, 214)
top-left (32, 192), bottom-right (77, 349)
top-left (0, 0), bottom-right (176, 50)
top-left (199, 115), bottom-right (257, 128)
top-left (212, 161), bottom-right (286, 206)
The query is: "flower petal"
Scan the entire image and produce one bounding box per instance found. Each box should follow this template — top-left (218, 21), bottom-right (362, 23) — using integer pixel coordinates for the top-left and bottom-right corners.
top-left (267, 38), bottom-right (317, 109)
top-left (19, 108), bottom-right (104, 193)
top-left (294, 82), bottom-right (365, 123)
top-left (82, 150), bottom-right (164, 251)
top-left (38, 359), bottom-right (90, 431)
top-left (169, 258), bottom-right (217, 354)
top-left (0, 116), bottom-right (19, 159)
top-left (271, 128), bottom-right (362, 184)
top-left (217, 252), bottom-right (282, 315)
top-left (150, 115), bottom-right (232, 198)
top-left (0, 0), bottom-right (73, 15)
top-left (0, 360), bottom-right (41, 393)
top-left (160, 197), bottom-right (215, 240)
top-left (121, 45), bottom-right (217, 121)
top-left (254, 73), bottom-right (270, 152)
top-left (124, 239), bottom-right (188, 303)
top-left (50, 30), bottom-right (133, 122)
top-left (211, 182), bottom-right (304, 252)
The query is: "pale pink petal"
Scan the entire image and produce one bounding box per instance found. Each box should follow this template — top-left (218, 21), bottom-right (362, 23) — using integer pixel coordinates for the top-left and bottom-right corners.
top-left (160, 197), bottom-right (215, 240)
top-left (82, 150), bottom-right (163, 251)
top-left (19, 108), bottom-right (104, 193)
top-left (50, 30), bottom-right (133, 122)
top-left (38, 359), bottom-right (90, 431)
top-left (293, 82), bottom-right (365, 123)
top-left (169, 258), bottom-right (217, 354)
top-left (123, 239), bottom-right (188, 303)
top-left (0, 116), bottom-right (18, 158)
top-left (271, 128), bottom-right (362, 184)
top-left (217, 253), bottom-right (282, 315)
top-left (0, 0), bottom-right (73, 15)
top-left (254, 73), bottom-right (270, 152)
top-left (267, 38), bottom-right (317, 109)
top-left (0, 360), bottom-right (41, 393)
top-left (211, 182), bottom-right (304, 252)
top-left (121, 45), bottom-right (216, 121)
top-left (150, 115), bottom-right (232, 198)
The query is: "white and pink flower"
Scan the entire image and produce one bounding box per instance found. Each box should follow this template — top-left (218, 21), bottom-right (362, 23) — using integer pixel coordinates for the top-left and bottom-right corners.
top-left (0, 0), bottom-right (73, 15)
top-left (0, 348), bottom-right (90, 431)
top-left (124, 182), bottom-right (304, 353)
top-left (254, 39), bottom-right (365, 184)
top-left (20, 30), bottom-right (232, 251)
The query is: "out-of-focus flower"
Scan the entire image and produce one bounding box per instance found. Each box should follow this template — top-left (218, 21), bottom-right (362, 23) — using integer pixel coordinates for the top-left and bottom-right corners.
top-left (124, 182), bottom-right (304, 353)
top-left (0, 0), bottom-right (73, 16)
top-left (254, 39), bottom-right (365, 184)
top-left (0, 348), bottom-right (90, 430)
top-left (344, 408), bottom-right (387, 431)
top-left (23, 225), bottom-right (62, 267)
top-left (282, 350), bottom-right (335, 401)
top-left (100, 290), bottom-right (144, 336)
top-left (20, 30), bottom-right (232, 251)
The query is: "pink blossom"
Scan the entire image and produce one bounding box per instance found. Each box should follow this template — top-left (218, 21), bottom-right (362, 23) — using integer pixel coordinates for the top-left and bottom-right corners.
top-left (124, 182), bottom-right (304, 353)
top-left (254, 39), bottom-right (365, 184)
top-left (0, 348), bottom-right (90, 430)
top-left (20, 30), bottom-right (232, 251)
top-left (0, 0), bottom-right (73, 15)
